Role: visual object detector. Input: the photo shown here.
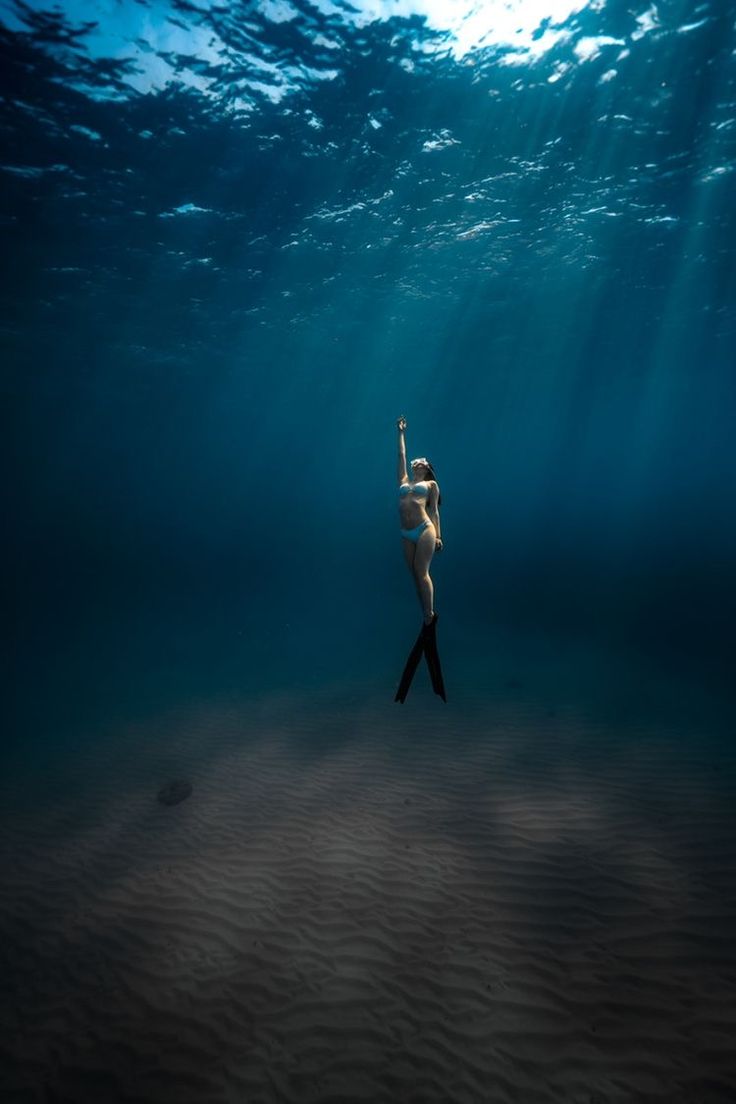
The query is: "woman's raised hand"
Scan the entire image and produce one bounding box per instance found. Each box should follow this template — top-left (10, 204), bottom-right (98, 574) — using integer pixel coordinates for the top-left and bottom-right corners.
top-left (397, 416), bottom-right (407, 431)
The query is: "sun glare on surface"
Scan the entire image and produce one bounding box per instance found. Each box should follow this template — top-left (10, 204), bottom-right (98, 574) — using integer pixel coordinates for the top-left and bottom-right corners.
top-left (315, 0), bottom-right (595, 58)
top-left (1, 0), bottom-right (671, 102)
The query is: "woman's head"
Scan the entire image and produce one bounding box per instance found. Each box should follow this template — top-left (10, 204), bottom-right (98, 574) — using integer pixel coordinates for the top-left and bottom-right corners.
top-left (411, 456), bottom-right (434, 481)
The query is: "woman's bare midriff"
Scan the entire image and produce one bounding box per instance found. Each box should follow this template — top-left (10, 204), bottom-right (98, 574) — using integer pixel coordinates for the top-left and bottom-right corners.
top-left (399, 487), bottom-right (431, 530)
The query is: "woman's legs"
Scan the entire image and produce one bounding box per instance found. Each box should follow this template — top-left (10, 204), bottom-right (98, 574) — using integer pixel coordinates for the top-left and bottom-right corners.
top-left (403, 525), bottom-right (436, 624)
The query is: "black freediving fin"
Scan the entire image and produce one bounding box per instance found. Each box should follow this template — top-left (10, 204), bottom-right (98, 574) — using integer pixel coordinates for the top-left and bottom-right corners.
top-left (422, 615), bottom-right (447, 702)
top-left (394, 623), bottom-right (425, 703)
top-left (395, 614), bottom-right (447, 704)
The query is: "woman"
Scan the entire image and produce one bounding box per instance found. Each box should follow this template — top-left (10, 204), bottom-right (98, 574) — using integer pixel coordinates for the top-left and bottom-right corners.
top-left (397, 415), bottom-right (443, 626)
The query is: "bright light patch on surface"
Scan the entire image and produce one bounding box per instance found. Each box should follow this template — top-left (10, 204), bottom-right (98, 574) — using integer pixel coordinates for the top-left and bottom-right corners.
top-left (159, 203), bottom-right (213, 218)
top-left (700, 165), bottom-right (734, 184)
top-left (574, 35), bottom-right (624, 62)
top-left (322, 0), bottom-right (594, 58)
top-left (261, 0), bottom-right (299, 23)
top-left (677, 18), bottom-right (709, 34)
top-left (632, 4), bottom-right (659, 41)
top-left (422, 130), bottom-right (459, 152)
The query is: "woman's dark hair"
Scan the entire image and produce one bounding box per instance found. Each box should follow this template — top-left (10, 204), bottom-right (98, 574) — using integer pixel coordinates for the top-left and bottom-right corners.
top-left (424, 461), bottom-right (442, 506)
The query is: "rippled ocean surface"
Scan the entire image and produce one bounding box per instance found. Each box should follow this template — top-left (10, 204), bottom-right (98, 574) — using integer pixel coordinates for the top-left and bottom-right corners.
top-left (4, 3), bottom-right (736, 1102)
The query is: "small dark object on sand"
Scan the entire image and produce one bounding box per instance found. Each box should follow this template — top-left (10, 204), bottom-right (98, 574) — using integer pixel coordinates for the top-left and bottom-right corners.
top-left (157, 780), bottom-right (192, 806)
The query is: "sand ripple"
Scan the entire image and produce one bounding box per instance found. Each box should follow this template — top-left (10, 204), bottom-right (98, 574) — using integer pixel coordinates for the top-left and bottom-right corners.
top-left (1, 692), bottom-right (735, 1102)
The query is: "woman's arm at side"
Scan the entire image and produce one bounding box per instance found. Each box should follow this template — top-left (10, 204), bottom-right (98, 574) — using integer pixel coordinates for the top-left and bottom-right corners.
top-left (428, 482), bottom-right (442, 544)
top-left (397, 416), bottom-right (408, 484)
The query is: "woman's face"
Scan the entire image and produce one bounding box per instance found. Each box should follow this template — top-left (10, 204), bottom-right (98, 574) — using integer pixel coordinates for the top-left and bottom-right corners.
top-left (411, 458), bottom-right (429, 479)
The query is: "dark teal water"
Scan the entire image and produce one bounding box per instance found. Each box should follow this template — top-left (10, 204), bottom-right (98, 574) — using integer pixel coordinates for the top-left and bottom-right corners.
top-left (5, 0), bottom-right (735, 740)
top-left (2, 6), bottom-right (736, 1096)
top-left (4, 3), bottom-right (736, 715)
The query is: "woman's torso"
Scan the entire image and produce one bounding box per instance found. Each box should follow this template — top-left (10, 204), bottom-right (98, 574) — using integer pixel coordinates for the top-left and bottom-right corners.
top-left (398, 481), bottom-right (432, 528)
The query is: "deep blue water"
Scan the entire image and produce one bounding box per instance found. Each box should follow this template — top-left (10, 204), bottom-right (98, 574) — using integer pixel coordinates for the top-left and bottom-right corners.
top-left (3, 0), bottom-right (735, 732)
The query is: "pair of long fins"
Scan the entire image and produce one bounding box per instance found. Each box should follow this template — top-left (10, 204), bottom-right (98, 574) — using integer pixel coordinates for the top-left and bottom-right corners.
top-left (395, 614), bottom-right (446, 704)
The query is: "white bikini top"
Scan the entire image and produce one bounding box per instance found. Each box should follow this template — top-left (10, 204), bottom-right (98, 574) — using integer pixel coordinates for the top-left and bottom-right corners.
top-left (399, 481), bottom-right (429, 498)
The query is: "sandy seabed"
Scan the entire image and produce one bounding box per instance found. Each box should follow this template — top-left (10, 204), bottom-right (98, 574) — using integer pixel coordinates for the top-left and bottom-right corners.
top-left (2, 683), bottom-right (736, 1104)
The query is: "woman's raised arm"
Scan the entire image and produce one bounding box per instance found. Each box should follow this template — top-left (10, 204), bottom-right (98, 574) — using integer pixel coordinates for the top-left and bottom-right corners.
top-left (397, 416), bottom-right (408, 484)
